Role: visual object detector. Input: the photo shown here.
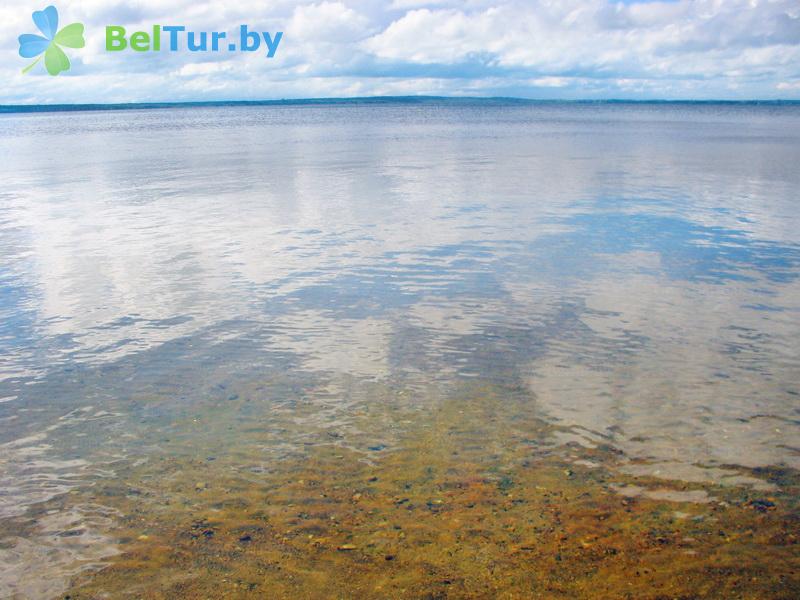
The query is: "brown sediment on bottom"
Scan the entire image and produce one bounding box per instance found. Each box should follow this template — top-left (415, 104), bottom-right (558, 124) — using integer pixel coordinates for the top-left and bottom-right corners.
top-left (64, 391), bottom-right (799, 599)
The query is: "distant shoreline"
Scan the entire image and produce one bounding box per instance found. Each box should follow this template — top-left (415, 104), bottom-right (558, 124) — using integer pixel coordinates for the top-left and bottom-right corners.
top-left (2, 96), bottom-right (799, 114)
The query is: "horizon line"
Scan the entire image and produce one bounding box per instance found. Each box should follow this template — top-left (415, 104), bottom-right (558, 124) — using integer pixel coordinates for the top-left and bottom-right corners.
top-left (2, 95), bottom-right (800, 114)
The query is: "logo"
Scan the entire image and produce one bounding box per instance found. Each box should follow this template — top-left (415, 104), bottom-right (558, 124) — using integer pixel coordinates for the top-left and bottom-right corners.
top-left (18, 5), bottom-right (85, 76)
top-left (16, 6), bottom-right (281, 78)
top-left (105, 26), bottom-right (282, 57)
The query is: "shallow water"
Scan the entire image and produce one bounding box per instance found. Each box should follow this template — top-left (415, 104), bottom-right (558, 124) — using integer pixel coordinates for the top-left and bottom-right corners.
top-left (0, 102), bottom-right (799, 598)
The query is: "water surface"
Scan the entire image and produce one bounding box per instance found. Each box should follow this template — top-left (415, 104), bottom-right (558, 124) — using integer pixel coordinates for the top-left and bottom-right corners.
top-left (0, 102), bottom-right (799, 598)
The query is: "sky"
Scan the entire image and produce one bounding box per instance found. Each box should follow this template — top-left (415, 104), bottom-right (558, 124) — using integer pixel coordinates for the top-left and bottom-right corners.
top-left (2, 0), bottom-right (799, 104)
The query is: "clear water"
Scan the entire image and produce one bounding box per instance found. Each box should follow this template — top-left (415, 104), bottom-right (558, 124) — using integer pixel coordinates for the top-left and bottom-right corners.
top-left (1, 102), bottom-right (799, 597)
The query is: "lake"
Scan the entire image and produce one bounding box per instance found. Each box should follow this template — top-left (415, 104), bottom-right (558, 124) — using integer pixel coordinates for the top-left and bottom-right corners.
top-left (1, 100), bottom-right (799, 598)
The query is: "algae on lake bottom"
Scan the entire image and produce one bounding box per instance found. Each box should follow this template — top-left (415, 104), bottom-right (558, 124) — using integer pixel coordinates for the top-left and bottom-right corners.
top-left (54, 383), bottom-right (800, 599)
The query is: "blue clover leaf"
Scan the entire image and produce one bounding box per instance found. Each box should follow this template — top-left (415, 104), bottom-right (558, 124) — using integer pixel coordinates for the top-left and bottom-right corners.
top-left (33, 5), bottom-right (58, 39)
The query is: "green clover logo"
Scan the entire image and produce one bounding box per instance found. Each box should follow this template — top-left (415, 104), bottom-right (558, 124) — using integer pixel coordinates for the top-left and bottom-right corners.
top-left (18, 6), bottom-right (85, 76)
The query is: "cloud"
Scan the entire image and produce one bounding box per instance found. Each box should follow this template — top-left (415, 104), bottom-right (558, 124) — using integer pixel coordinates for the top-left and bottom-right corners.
top-left (2, 0), bottom-right (799, 103)
top-left (289, 2), bottom-right (370, 41)
top-left (365, 1), bottom-right (800, 77)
